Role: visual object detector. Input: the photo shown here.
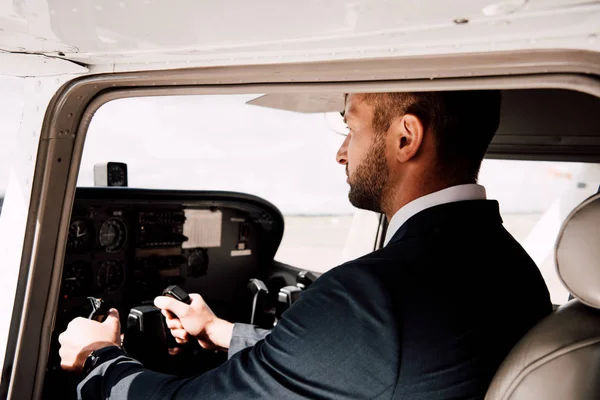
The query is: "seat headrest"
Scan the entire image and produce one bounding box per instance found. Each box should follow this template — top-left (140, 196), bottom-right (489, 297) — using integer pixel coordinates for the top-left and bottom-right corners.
top-left (555, 193), bottom-right (600, 309)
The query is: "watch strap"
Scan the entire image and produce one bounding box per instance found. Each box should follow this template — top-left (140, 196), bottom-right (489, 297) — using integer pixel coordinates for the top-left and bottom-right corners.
top-left (82, 345), bottom-right (123, 376)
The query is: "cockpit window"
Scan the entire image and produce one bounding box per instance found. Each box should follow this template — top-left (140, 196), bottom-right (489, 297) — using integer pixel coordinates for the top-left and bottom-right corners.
top-left (82, 94), bottom-right (600, 305)
top-left (81, 95), bottom-right (372, 273)
top-left (479, 159), bottom-right (600, 305)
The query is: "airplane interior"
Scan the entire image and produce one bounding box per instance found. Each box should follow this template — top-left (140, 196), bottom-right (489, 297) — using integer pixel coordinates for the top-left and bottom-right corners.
top-left (0, 2), bottom-right (599, 399)
top-left (38, 86), bottom-right (600, 399)
top-left (42, 187), bottom-right (316, 398)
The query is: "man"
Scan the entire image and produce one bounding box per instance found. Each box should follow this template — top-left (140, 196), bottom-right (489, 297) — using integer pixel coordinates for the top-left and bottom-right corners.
top-left (59, 91), bottom-right (552, 399)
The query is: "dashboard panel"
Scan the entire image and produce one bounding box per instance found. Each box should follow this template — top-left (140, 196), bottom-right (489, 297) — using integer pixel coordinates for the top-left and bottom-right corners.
top-left (43, 188), bottom-right (284, 399)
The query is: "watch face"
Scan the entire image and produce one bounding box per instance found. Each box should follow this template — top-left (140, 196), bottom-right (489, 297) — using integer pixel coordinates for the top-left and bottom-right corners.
top-left (107, 163), bottom-right (127, 187)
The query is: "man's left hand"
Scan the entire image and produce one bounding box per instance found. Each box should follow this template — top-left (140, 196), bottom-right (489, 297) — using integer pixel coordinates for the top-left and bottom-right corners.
top-left (58, 308), bottom-right (121, 373)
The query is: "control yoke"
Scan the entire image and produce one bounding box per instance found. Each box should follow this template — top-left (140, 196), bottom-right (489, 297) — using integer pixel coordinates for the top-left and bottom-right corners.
top-left (87, 297), bottom-right (110, 322)
top-left (121, 285), bottom-right (192, 369)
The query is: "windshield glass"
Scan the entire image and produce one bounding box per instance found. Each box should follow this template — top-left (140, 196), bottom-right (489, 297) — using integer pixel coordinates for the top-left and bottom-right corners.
top-left (80, 95), bottom-right (352, 214)
top-left (82, 95), bottom-right (364, 273)
top-left (82, 94), bottom-right (600, 304)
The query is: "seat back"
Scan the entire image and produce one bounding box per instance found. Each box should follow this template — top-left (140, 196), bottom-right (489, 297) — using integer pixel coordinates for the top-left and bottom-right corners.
top-left (486, 193), bottom-right (600, 400)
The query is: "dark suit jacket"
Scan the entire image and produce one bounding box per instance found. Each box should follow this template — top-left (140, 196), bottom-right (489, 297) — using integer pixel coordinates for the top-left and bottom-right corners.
top-left (78, 200), bottom-right (552, 399)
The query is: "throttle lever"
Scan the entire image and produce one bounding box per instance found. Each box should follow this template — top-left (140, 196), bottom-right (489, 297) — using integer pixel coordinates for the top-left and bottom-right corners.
top-left (296, 270), bottom-right (317, 290)
top-left (276, 286), bottom-right (302, 320)
top-left (87, 297), bottom-right (110, 322)
top-left (247, 279), bottom-right (270, 327)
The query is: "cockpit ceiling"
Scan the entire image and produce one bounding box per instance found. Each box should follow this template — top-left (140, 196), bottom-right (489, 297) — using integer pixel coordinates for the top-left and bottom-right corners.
top-left (0, 0), bottom-right (599, 71)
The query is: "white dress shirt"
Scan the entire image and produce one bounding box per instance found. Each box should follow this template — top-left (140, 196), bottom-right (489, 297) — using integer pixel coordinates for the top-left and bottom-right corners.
top-left (383, 184), bottom-right (487, 246)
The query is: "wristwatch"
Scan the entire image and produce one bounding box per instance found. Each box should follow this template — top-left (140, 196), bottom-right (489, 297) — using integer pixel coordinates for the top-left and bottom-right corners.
top-left (82, 346), bottom-right (123, 376)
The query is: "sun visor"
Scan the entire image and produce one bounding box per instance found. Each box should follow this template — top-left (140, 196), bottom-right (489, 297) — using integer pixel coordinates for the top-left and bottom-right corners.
top-left (246, 93), bottom-right (344, 113)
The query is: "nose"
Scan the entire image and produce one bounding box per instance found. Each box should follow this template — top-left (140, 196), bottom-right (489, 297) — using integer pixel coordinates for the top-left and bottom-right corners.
top-left (336, 135), bottom-right (349, 165)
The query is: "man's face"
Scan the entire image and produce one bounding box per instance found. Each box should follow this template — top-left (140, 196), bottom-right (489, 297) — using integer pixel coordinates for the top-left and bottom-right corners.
top-left (336, 94), bottom-right (389, 213)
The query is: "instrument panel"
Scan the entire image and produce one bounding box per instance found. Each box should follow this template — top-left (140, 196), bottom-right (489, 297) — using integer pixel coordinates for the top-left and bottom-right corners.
top-left (57, 189), bottom-right (283, 314)
top-left (44, 188), bottom-right (285, 399)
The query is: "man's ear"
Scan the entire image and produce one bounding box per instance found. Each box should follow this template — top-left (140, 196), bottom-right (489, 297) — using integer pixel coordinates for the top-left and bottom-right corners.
top-left (389, 114), bottom-right (425, 163)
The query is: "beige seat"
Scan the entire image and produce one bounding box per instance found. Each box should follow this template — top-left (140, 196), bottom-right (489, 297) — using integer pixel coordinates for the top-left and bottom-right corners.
top-left (486, 193), bottom-right (600, 400)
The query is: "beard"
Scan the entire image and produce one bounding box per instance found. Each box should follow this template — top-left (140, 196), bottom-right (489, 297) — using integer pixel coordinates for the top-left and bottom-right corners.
top-left (347, 137), bottom-right (389, 214)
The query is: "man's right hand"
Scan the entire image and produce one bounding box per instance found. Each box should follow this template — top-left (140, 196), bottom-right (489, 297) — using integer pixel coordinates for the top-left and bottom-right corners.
top-left (154, 293), bottom-right (234, 351)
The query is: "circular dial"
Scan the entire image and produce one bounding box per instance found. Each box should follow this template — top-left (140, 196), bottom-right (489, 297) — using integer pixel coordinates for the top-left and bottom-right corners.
top-left (62, 261), bottom-right (92, 297)
top-left (98, 218), bottom-right (127, 252)
top-left (96, 260), bottom-right (125, 293)
top-left (187, 248), bottom-right (209, 277)
top-left (108, 164), bottom-right (127, 186)
top-left (67, 219), bottom-right (93, 251)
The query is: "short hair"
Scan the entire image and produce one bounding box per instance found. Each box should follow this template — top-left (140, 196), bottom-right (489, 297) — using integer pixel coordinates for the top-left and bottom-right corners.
top-left (362, 90), bottom-right (502, 181)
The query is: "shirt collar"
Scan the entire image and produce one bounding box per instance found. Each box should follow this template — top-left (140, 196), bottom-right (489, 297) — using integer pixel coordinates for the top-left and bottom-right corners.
top-left (383, 184), bottom-right (487, 246)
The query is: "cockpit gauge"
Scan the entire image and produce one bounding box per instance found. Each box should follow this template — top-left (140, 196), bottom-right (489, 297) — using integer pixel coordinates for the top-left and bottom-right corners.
top-left (67, 219), bottom-right (93, 251)
top-left (61, 261), bottom-right (92, 297)
top-left (93, 162), bottom-right (128, 187)
top-left (99, 218), bottom-right (127, 252)
top-left (187, 248), bottom-right (209, 277)
top-left (107, 162), bottom-right (128, 187)
top-left (97, 259), bottom-right (126, 294)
